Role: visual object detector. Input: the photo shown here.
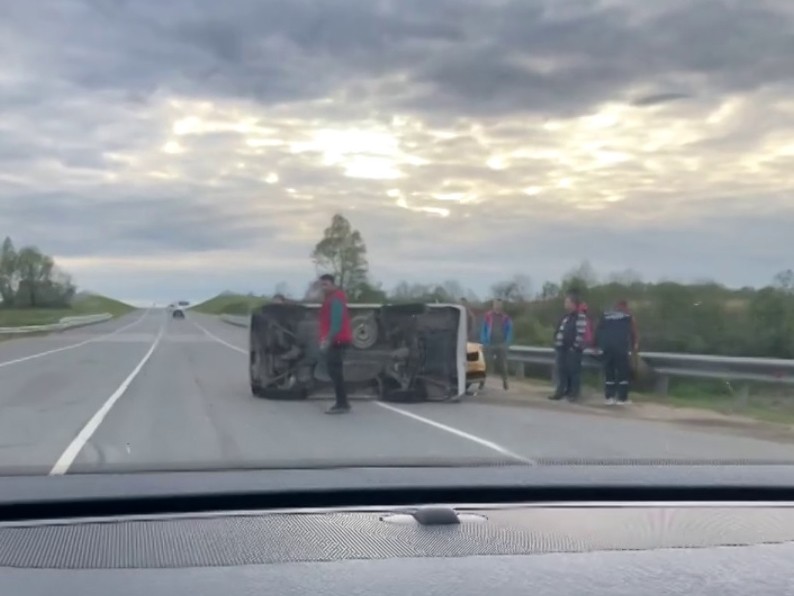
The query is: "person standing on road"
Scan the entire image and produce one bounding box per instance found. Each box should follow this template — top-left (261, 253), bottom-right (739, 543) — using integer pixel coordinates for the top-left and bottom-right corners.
top-left (595, 299), bottom-right (639, 405)
top-left (318, 274), bottom-right (353, 415)
top-left (549, 291), bottom-right (588, 401)
top-left (480, 298), bottom-right (513, 390)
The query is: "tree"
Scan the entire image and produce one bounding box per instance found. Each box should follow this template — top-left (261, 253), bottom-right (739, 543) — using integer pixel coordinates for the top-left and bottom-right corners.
top-left (540, 281), bottom-right (561, 300)
top-left (353, 281), bottom-right (388, 304)
top-left (440, 280), bottom-right (466, 302)
top-left (16, 247), bottom-right (55, 307)
top-left (0, 240), bottom-right (75, 308)
top-left (36, 267), bottom-right (76, 307)
top-left (562, 260), bottom-right (598, 293)
top-left (774, 269), bottom-right (794, 294)
top-left (491, 274), bottom-right (532, 303)
top-left (311, 214), bottom-right (369, 298)
top-left (390, 281), bottom-right (414, 301)
top-left (0, 237), bottom-right (18, 306)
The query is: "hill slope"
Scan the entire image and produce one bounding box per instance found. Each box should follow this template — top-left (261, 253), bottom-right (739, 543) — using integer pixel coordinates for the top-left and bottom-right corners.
top-left (191, 293), bottom-right (268, 315)
top-left (0, 294), bottom-right (135, 327)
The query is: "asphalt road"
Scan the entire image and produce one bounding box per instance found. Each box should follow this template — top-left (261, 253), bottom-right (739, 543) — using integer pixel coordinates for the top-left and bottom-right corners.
top-left (0, 308), bottom-right (792, 475)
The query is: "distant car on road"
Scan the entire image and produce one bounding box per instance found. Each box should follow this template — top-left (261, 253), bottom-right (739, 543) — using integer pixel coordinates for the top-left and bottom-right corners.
top-left (172, 307), bottom-right (186, 319)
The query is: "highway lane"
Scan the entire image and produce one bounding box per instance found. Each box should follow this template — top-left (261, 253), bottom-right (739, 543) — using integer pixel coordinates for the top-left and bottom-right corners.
top-left (72, 312), bottom-right (514, 471)
top-left (0, 310), bottom-right (155, 471)
top-left (187, 314), bottom-right (794, 462)
top-left (1, 309), bottom-right (793, 476)
top-left (0, 310), bottom-right (149, 369)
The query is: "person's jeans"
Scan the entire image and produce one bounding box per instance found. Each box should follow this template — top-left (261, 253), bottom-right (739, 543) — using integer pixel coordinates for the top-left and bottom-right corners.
top-left (554, 347), bottom-right (583, 398)
top-left (325, 344), bottom-right (349, 407)
top-left (485, 344), bottom-right (508, 383)
top-left (602, 348), bottom-right (631, 401)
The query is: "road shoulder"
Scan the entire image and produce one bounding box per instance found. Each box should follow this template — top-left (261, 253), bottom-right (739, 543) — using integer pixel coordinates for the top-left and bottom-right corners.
top-left (477, 378), bottom-right (794, 445)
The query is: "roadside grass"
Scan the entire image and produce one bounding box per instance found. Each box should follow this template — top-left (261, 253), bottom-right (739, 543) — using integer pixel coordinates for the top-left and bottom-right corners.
top-left (511, 365), bottom-right (794, 426)
top-left (0, 295), bottom-right (135, 327)
top-left (191, 293), bottom-right (268, 315)
top-left (648, 385), bottom-right (794, 426)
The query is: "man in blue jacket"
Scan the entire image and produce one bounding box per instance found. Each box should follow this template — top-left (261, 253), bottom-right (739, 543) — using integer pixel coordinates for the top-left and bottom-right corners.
top-left (480, 298), bottom-right (513, 390)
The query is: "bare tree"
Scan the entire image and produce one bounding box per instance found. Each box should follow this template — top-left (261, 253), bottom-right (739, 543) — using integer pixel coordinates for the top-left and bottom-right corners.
top-left (491, 274), bottom-right (532, 303)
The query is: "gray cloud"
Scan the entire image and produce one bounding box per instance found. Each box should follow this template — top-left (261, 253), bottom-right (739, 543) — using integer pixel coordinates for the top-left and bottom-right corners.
top-left (7, 0), bottom-right (794, 117)
top-left (1, 0), bottom-right (793, 300)
top-left (1, 193), bottom-right (275, 256)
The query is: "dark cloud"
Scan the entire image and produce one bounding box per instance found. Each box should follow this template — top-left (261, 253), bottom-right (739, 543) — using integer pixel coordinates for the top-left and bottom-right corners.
top-left (5, 0), bottom-right (793, 118)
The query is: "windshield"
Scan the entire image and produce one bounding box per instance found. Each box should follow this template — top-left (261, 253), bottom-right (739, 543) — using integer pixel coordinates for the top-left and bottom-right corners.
top-left (1, 0), bottom-right (793, 475)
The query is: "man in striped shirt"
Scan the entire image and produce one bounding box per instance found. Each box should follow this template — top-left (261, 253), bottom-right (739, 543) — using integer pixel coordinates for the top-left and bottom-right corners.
top-left (549, 291), bottom-right (588, 401)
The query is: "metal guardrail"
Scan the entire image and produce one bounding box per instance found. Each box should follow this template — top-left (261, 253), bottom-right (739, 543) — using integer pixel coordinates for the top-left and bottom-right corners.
top-left (0, 313), bottom-right (113, 335)
top-left (220, 314), bottom-right (248, 328)
top-left (508, 346), bottom-right (794, 395)
top-left (217, 313), bottom-right (794, 394)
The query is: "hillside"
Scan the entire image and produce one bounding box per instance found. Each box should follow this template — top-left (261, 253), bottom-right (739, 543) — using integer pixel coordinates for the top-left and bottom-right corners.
top-left (0, 294), bottom-right (135, 327)
top-left (191, 293), bottom-right (269, 315)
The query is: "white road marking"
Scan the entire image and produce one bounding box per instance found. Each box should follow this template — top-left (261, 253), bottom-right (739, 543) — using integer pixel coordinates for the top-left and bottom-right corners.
top-left (193, 321), bottom-right (248, 354)
top-left (195, 317), bottom-right (533, 464)
top-left (49, 323), bottom-right (165, 475)
top-left (376, 402), bottom-right (537, 465)
top-left (0, 311), bottom-right (149, 369)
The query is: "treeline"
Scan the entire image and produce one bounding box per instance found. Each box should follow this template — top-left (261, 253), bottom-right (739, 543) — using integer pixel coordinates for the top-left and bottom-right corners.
top-left (227, 213), bottom-right (793, 360)
top-left (246, 272), bottom-right (794, 359)
top-left (0, 237), bottom-right (76, 308)
top-left (381, 273), bottom-right (794, 359)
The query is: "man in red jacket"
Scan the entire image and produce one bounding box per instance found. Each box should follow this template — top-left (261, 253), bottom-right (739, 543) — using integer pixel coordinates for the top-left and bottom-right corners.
top-left (318, 274), bottom-right (353, 414)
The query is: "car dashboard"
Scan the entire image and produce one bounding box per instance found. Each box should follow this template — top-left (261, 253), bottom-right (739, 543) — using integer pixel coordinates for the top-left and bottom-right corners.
top-left (1, 466), bottom-right (793, 595)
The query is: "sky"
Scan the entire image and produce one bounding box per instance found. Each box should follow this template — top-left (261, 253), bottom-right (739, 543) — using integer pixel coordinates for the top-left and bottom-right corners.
top-left (1, 0), bottom-right (793, 304)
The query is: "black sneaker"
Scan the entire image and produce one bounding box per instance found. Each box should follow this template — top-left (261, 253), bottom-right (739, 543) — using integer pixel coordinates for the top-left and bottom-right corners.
top-left (325, 404), bottom-right (351, 415)
top-left (547, 394), bottom-right (564, 401)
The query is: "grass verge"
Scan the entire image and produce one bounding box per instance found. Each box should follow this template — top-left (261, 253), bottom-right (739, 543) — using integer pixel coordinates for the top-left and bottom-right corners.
top-left (507, 368), bottom-right (794, 426)
top-left (0, 294), bottom-right (135, 327)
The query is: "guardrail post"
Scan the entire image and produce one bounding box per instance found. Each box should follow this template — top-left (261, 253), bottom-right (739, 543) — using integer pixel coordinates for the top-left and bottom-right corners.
top-left (654, 374), bottom-right (669, 396)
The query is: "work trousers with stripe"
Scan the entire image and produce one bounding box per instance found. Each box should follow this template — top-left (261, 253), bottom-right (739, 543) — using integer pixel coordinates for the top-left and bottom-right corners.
top-left (602, 347), bottom-right (631, 402)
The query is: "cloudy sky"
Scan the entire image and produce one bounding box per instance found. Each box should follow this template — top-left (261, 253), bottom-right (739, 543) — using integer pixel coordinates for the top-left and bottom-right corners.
top-left (2, 0), bottom-right (793, 304)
